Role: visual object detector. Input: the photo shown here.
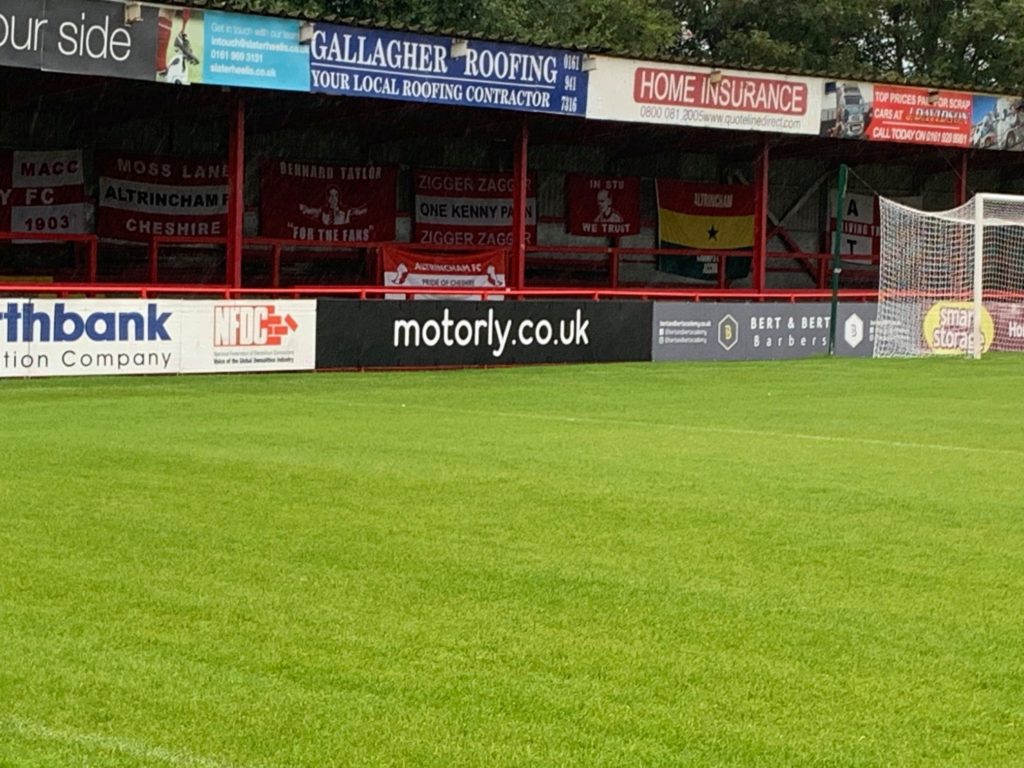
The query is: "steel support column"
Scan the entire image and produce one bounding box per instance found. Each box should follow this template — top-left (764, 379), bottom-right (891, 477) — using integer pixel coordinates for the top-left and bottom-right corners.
top-left (512, 118), bottom-right (529, 290)
top-left (226, 96), bottom-right (245, 290)
top-left (752, 136), bottom-right (770, 294)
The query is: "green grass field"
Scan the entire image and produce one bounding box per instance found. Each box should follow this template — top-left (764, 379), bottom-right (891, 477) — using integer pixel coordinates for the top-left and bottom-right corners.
top-left (2, 358), bottom-right (1023, 767)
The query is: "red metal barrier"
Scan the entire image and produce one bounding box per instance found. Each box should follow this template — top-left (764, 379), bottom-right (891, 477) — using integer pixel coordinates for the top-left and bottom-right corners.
top-left (0, 281), bottom-right (880, 302)
top-left (1, 232), bottom-right (881, 301)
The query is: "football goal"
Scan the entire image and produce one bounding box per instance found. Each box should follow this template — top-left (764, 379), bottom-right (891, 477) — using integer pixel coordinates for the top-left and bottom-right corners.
top-left (875, 193), bottom-right (1024, 358)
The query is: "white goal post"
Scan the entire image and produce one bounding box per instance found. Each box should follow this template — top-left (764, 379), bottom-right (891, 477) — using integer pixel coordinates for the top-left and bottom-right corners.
top-left (875, 193), bottom-right (1024, 358)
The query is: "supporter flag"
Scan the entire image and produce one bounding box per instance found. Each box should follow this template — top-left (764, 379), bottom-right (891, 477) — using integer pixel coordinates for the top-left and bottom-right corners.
top-left (656, 179), bottom-right (753, 280)
top-left (260, 162), bottom-right (397, 242)
top-left (565, 174), bottom-right (641, 237)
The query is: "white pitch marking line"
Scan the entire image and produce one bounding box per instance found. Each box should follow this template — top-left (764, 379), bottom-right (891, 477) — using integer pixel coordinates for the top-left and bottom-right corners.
top-left (486, 409), bottom-right (1024, 458)
top-left (324, 399), bottom-right (1021, 459)
top-left (1, 717), bottom-right (271, 768)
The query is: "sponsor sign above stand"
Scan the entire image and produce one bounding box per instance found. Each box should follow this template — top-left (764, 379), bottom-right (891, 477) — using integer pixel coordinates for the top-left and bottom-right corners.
top-left (310, 24), bottom-right (588, 116)
top-left (0, 149), bottom-right (91, 234)
top-left (652, 302), bottom-right (877, 361)
top-left (201, 11), bottom-right (308, 90)
top-left (0, 0), bottom-right (161, 80)
top-left (316, 299), bottom-right (652, 368)
top-left (153, 8), bottom-right (309, 90)
top-left (970, 94), bottom-right (1024, 152)
top-left (586, 56), bottom-right (822, 135)
top-left (821, 81), bottom-right (973, 147)
top-left (0, 299), bottom-right (316, 378)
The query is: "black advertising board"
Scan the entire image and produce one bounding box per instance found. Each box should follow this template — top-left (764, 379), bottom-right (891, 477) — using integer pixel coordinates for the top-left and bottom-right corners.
top-left (316, 299), bottom-right (653, 368)
top-left (652, 302), bottom-right (877, 361)
top-left (1, 0), bottom-right (159, 78)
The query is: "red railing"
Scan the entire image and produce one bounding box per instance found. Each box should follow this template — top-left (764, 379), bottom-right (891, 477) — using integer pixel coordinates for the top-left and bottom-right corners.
top-left (0, 232), bottom-right (881, 300)
top-left (0, 281), bottom-right (880, 302)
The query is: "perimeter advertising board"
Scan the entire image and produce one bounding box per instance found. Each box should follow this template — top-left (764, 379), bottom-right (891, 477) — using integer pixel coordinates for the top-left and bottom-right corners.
top-left (316, 299), bottom-right (651, 367)
top-left (310, 25), bottom-right (587, 116)
top-left (872, 299), bottom-right (1024, 356)
top-left (586, 56), bottom-right (822, 135)
top-left (652, 302), bottom-right (877, 361)
top-left (0, 299), bottom-right (316, 377)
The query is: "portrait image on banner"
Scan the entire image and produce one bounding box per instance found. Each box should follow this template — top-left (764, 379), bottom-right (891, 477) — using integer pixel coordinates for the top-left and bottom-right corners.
top-left (414, 169), bottom-right (536, 247)
top-left (655, 179), bottom-right (753, 280)
top-left (0, 149), bottom-right (91, 234)
top-left (260, 162), bottom-right (397, 242)
top-left (98, 155), bottom-right (229, 241)
top-left (565, 175), bottom-right (641, 237)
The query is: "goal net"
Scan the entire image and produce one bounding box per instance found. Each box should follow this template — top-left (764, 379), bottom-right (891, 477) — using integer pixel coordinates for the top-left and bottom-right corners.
top-left (875, 194), bottom-right (1024, 358)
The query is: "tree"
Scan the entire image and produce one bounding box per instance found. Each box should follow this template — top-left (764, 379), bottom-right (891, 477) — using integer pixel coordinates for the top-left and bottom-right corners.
top-left (672, 0), bottom-right (1024, 91)
top-left (311, 0), bottom-right (678, 56)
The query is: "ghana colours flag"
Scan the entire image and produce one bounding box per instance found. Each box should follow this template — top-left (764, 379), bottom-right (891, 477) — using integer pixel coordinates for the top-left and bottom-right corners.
top-left (656, 180), bottom-right (753, 280)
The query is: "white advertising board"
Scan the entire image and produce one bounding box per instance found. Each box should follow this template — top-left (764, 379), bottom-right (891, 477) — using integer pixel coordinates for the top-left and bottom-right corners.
top-left (0, 299), bottom-right (316, 378)
top-left (586, 56), bottom-right (823, 136)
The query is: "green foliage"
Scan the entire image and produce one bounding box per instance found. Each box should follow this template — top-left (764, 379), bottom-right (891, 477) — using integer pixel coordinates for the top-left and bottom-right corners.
top-left (673, 0), bottom-right (1024, 90)
top-left (315, 0), bottom-right (678, 55)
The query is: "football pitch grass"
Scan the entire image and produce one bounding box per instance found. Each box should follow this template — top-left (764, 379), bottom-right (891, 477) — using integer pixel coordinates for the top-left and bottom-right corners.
top-left (1, 357), bottom-right (1023, 767)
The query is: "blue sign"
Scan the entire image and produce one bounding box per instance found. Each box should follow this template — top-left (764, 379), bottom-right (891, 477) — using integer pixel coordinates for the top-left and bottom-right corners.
top-left (202, 11), bottom-right (309, 91)
top-left (310, 25), bottom-right (587, 116)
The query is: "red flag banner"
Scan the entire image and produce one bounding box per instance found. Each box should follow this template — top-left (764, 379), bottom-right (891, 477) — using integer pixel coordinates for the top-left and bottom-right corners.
top-left (382, 245), bottom-right (506, 300)
top-left (0, 149), bottom-right (90, 234)
top-left (414, 169), bottom-right (536, 247)
top-left (98, 155), bottom-right (228, 241)
top-left (565, 174), bottom-right (641, 237)
top-left (260, 162), bottom-right (397, 242)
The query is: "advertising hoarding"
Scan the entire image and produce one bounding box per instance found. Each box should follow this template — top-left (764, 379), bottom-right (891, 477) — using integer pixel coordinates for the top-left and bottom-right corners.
top-left (0, 299), bottom-right (316, 377)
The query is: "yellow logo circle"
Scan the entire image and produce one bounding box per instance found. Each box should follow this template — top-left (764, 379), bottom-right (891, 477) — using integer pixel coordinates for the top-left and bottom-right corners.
top-left (923, 301), bottom-right (994, 355)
